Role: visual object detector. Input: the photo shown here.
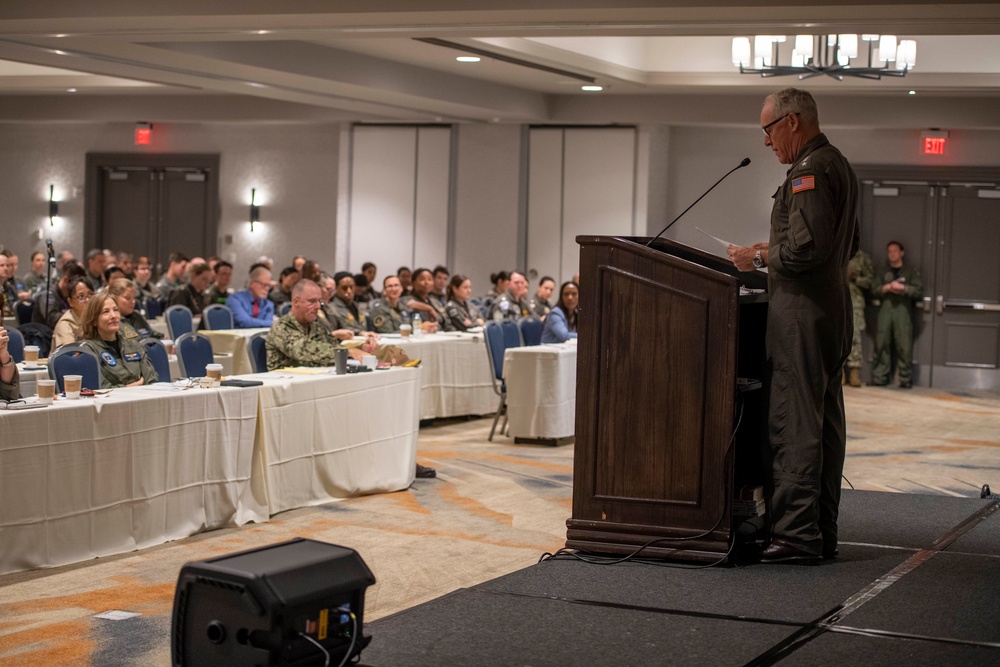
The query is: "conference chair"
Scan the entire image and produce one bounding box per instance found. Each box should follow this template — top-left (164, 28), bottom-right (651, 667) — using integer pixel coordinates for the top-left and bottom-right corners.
top-left (15, 301), bottom-right (33, 325)
top-left (16, 322), bottom-right (52, 358)
top-left (5, 326), bottom-right (24, 363)
top-left (518, 317), bottom-right (543, 347)
top-left (165, 304), bottom-right (194, 340)
top-left (47, 344), bottom-right (101, 393)
top-left (203, 304), bottom-right (234, 330)
top-left (278, 302), bottom-right (292, 316)
top-left (144, 296), bottom-right (162, 319)
top-left (141, 338), bottom-right (171, 383)
top-left (483, 322), bottom-right (521, 441)
top-left (249, 331), bottom-right (268, 373)
top-left (174, 332), bottom-right (214, 378)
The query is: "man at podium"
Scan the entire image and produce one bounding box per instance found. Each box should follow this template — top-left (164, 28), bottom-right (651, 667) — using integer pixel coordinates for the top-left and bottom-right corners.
top-left (728, 88), bottom-right (859, 564)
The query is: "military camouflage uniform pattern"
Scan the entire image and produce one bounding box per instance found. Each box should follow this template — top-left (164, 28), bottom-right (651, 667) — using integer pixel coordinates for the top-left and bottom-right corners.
top-left (871, 264), bottom-right (923, 386)
top-left (83, 328), bottom-right (159, 388)
top-left (846, 249), bottom-right (874, 370)
top-left (265, 312), bottom-right (345, 370)
top-left (369, 299), bottom-right (406, 333)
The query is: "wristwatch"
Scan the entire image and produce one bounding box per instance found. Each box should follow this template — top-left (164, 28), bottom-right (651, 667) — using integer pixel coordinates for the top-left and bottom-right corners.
top-left (752, 250), bottom-right (765, 269)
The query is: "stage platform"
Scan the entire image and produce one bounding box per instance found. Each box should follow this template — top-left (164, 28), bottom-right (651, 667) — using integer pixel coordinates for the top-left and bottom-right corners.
top-left (362, 490), bottom-right (999, 666)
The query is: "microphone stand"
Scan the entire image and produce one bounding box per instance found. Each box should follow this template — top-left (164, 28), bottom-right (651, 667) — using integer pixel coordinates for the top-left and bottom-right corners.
top-left (44, 240), bottom-right (55, 325)
top-left (646, 158), bottom-right (751, 248)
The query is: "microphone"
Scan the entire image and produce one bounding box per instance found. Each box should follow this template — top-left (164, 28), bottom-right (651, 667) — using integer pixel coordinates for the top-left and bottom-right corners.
top-left (46, 238), bottom-right (56, 266)
top-left (646, 158), bottom-right (751, 247)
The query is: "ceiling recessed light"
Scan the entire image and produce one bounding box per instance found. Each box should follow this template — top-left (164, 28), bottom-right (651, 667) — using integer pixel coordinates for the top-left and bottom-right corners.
top-left (456, 56), bottom-right (481, 63)
top-left (67, 88), bottom-right (76, 93)
top-left (581, 85), bottom-right (604, 92)
top-left (908, 90), bottom-right (916, 95)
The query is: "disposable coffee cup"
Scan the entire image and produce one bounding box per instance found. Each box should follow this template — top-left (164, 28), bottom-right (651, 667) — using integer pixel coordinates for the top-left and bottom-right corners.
top-left (162, 339), bottom-right (175, 355)
top-left (335, 348), bottom-right (348, 375)
top-left (24, 346), bottom-right (40, 364)
top-left (205, 363), bottom-right (224, 382)
top-left (362, 354), bottom-right (377, 370)
top-left (399, 324), bottom-right (412, 338)
top-left (64, 374), bottom-right (82, 399)
top-left (37, 379), bottom-right (56, 404)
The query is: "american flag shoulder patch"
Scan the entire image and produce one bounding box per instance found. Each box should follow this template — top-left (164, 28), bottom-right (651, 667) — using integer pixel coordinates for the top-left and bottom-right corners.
top-left (792, 175), bottom-right (816, 193)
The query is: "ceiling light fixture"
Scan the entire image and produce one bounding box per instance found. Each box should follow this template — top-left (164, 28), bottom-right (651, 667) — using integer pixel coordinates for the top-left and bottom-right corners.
top-left (732, 34), bottom-right (916, 80)
top-left (456, 56), bottom-right (481, 63)
top-left (581, 85), bottom-right (604, 92)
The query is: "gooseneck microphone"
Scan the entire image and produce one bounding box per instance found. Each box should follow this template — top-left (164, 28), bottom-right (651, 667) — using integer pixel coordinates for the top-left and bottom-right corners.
top-left (646, 157), bottom-right (751, 247)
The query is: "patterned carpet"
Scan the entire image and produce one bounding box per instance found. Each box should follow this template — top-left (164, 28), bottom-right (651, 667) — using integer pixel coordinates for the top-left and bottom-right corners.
top-left (1, 386), bottom-right (997, 666)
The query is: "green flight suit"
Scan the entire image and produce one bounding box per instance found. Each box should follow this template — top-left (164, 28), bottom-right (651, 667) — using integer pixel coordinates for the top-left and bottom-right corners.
top-left (369, 299), bottom-right (406, 333)
top-left (871, 264), bottom-right (923, 385)
top-left (122, 310), bottom-right (164, 340)
top-left (82, 327), bottom-right (159, 388)
top-left (329, 296), bottom-right (366, 334)
top-left (847, 249), bottom-right (874, 369)
top-left (265, 313), bottom-right (345, 370)
top-left (765, 133), bottom-right (859, 557)
top-left (402, 294), bottom-right (454, 331)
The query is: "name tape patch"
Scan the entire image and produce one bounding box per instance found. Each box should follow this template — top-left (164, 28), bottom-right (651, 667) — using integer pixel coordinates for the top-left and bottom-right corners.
top-left (792, 175), bottom-right (816, 194)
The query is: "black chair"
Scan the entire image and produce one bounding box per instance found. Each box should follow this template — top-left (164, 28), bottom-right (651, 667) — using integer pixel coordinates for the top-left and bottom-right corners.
top-left (203, 304), bottom-right (234, 330)
top-left (174, 332), bottom-right (214, 378)
top-left (6, 326), bottom-right (25, 363)
top-left (16, 322), bottom-right (53, 359)
top-left (165, 305), bottom-right (194, 340)
top-left (518, 318), bottom-right (543, 346)
top-left (141, 338), bottom-right (171, 382)
top-left (15, 301), bottom-right (33, 325)
top-left (47, 344), bottom-right (101, 392)
top-left (249, 332), bottom-right (268, 373)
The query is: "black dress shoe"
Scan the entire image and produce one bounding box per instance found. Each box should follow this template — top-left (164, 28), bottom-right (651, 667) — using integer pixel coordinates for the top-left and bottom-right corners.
top-left (415, 463), bottom-right (437, 479)
top-left (822, 547), bottom-right (839, 560)
top-left (870, 379), bottom-right (888, 387)
top-left (898, 381), bottom-right (912, 389)
top-left (760, 538), bottom-right (821, 564)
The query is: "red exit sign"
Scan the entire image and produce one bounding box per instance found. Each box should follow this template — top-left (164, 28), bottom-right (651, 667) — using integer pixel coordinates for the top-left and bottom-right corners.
top-left (923, 137), bottom-right (946, 155)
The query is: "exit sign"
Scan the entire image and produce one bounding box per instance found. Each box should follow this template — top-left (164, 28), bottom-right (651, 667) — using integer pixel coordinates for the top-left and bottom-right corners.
top-left (135, 123), bottom-right (152, 146)
top-left (923, 137), bottom-right (946, 155)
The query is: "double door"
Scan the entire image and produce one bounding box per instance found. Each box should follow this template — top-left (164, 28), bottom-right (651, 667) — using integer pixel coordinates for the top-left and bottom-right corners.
top-left (860, 180), bottom-right (1000, 390)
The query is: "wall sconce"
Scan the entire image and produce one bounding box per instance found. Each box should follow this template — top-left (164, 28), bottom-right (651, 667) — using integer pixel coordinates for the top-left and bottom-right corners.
top-left (249, 188), bottom-right (260, 232)
top-left (48, 184), bottom-right (58, 226)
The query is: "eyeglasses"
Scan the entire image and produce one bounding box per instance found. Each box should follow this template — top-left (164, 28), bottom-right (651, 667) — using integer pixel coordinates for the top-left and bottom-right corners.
top-left (73, 293), bottom-right (92, 302)
top-left (762, 112), bottom-right (794, 137)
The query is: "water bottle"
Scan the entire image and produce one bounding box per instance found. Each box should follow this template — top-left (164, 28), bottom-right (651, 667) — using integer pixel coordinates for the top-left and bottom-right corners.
top-left (412, 312), bottom-right (423, 337)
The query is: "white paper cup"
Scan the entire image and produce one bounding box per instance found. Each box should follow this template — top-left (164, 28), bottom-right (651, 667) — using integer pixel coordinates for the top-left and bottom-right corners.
top-left (162, 339), bottom-right (175, 355)
top-left (205, 363), bottom-right (224, 380)
top-left (37, 379), bottom-right (56, 404)
top-left (399, 324), bottom-right (412, 338)
top-left (64, 374), bottom-right (82, 399)
top-left (199, 376), bottom-right (213, 388)
top-left (362, 354), bottom-right (377, 370)
top-left (24, 345), bottom-right (40, 363)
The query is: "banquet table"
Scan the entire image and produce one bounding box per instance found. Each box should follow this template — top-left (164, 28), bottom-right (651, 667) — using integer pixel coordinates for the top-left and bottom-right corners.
top-left (0, 383), bottom-right (265, 575)
top-left (238, 367), bottom-right (421, 515)
top-left (503, 341), bottom-right (577, 443)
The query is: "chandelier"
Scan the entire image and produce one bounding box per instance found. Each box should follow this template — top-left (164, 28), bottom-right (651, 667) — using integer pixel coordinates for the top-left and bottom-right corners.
top-left (732, 34), bottom-right (916, 80)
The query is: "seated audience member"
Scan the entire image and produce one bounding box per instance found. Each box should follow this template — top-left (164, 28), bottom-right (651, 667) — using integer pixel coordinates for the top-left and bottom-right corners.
top-left (352, 273), bottom-right (372, 307)
top-left (81, 293), bottom-right (157, 388)
top-left (168, 262), bottom-right (212, 316)
top-left (361, 262), bottom-right (380, 300)
top-left (155, 252), bottom-right (189, 298)
top-left (33, 262), bottom-right (86, 329)
top-left (401, 268), bottom-right (449, 331)
top-left (228, 266), bottom-right (275, 328)
top-left (0, 252), bottom-right (20, 315)
top-left (487, 270), bottom-right (532, 321)
top-left (316, 273), bottom-right (338, 330)
top-left (397, 266), bottom-right (413, 296)
top-left (116, 252), bottom-right (135, 280)
top-left (269, 266), bottom-right (300, 307)
top-left (4, 252), bottom-right (30, 302)
top-left (0, 325), bottom-right (20, 400)
top-left (292, 255), bottom-right (307, 273)
top-left (369, 276), bottom-right (407, 333)
top-left (84, 248), bottom-right (107, 292)
top-left (265, 280), bottom-right (377, 370)
top-left (133, 256), bottom-right (157, 301)
top-left (106, 278), bottom-right (162, 339)
top-left (103, 265), bottom-right (126, 286)
top-left (52, 277), bottom-right (93, 348)
top-left (445, 274), bottom-right (484, 332)
top-left (481, 271), bottom-right (509, 317)
top-left (301, 260), bottom-right (322, 284)
top-left (205, 260), bottom-right (234, 305)
top-left (329, 271), bottom-right (366, 334)
top-left (541, 281), bottom-right (579, 344)
top-left (533, 276), bottom-right (555, 320)
top-left (431, 265), bottom-right (449, 310)
top-left (23, 251), bottom-right (48, 295)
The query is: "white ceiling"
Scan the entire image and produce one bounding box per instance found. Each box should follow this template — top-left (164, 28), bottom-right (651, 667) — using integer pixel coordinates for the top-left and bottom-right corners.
top-left (1, 1), bottom-right (999, 127)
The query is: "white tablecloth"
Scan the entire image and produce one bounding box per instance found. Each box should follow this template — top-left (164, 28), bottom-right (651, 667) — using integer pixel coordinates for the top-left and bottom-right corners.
top-left (503, 342), bottom-right (578, 439)
top-left (393, 332), bottom-right (498, 420)
top-left (0, 384), bottom-right (265, 575)
top-left (203, 328), bottom-right (270, 375)
top-left (242, 367), bottom-right (421, 514)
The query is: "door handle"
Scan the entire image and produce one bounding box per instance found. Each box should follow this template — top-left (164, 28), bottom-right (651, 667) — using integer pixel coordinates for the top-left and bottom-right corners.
top-left (936, 295), bottom-right (944, 315)
top-left (921, 296), bottom-right (931, 312)
top-left (941, 300), bottom-right (1000, 312)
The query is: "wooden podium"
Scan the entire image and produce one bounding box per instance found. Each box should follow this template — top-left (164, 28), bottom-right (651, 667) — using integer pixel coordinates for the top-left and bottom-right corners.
top-left (566, 236), bottom-right (768, 562)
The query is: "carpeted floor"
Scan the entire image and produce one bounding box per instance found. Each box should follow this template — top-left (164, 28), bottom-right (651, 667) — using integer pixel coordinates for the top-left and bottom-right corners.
top-left (1, 386), bottom-right (997, 666)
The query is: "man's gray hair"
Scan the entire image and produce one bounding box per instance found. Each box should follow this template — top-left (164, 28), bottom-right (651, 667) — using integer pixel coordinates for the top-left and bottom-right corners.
top-left (249, 266), bottom-right (271, 283)
top-left (292, 278), bottom-right (320, 297)
top-left (766, 88), bottom-right (819, 127)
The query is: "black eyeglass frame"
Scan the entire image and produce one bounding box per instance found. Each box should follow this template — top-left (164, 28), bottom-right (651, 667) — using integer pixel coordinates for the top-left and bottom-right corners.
top-left (762, 112), bottom-right (796, 137)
